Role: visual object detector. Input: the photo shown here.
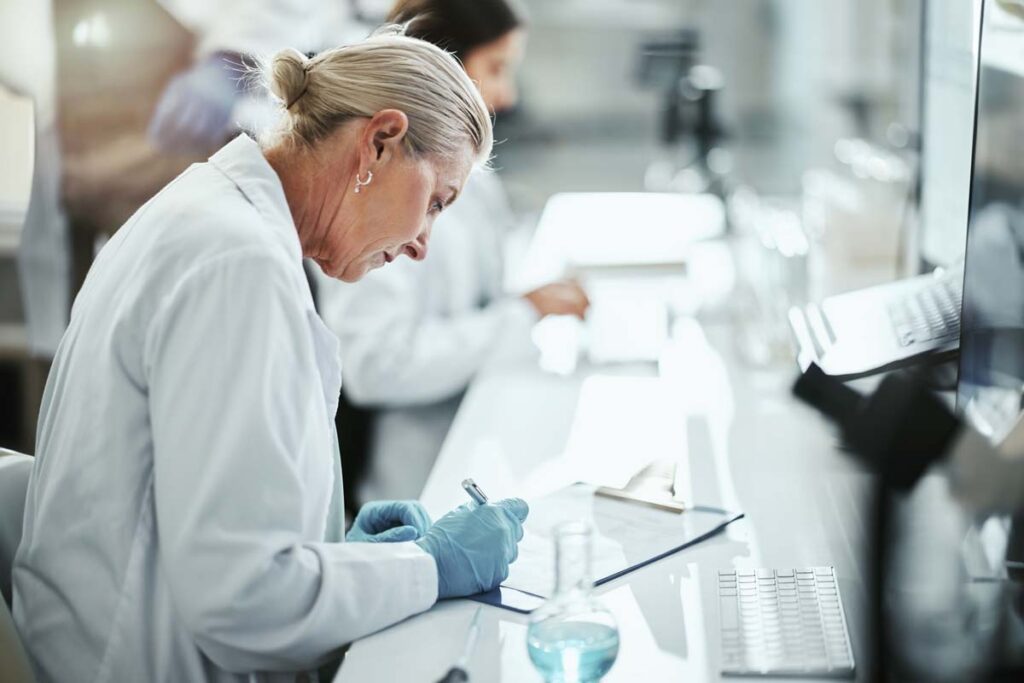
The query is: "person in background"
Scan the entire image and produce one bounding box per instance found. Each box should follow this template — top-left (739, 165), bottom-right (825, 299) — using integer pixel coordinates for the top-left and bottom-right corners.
top-left (318, 0), bottom-right (590, 505)
top-left (13, 31), bottom-right (527, 682)
top-left (0, 0), bottom-right (69, 378)
top-left (150, 0), bottom-right (333, 152)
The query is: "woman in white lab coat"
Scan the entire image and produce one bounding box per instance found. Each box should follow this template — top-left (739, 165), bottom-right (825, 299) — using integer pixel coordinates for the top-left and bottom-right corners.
top-left (318, 0), bottom-right (590, 504)
top-left (12, 33), bottom-right (528, 682)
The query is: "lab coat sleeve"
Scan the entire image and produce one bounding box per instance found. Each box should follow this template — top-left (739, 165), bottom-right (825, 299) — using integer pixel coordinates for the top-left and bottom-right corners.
top-left (322, 262), bottom-right (539, 407)
top-left (158, 0), bottom-right (320, 57)
top-left (144, 250), bottom-right (437, 673)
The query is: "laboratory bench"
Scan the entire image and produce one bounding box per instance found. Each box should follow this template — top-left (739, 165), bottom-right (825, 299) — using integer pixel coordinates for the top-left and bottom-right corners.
top-left (336, 197), bottom-right (873, 682)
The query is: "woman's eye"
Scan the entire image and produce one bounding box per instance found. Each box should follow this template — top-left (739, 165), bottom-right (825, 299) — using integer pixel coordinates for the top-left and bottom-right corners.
top-left (429, 200), bottom-right (444, 215)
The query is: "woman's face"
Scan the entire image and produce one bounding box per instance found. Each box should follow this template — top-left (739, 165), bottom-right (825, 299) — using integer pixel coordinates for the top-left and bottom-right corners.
top-left (324, 148), bottom-right (471, 282)
top-left (462, 28), bottom-right (526, 113)
top-left (300, 113), bottom-right (473, 283)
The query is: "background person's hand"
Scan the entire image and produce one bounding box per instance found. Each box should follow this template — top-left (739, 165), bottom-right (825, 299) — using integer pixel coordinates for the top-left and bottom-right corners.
top-left (523, 281), bottom-right (590, 319)
top-left (415, 498), bottom-right (529, 598)
top-left (347, 500), bottom-right (433, 543)
top-left (148, 53), bottom-right (243, 154)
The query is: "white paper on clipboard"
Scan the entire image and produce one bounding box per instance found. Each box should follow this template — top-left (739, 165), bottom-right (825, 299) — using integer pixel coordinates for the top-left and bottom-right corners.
top-left (501, 483), bottom-right (742, 598)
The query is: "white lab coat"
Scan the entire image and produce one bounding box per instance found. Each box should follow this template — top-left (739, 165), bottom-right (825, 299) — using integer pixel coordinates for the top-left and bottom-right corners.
top-left (12, 135), bottom-right (437, 682)
top-left (317, 170), bottom-right (538, 502)
top-left (0, 0), bottom-right (69, 357)
top-left (158, 0), bottom-right (360, 58)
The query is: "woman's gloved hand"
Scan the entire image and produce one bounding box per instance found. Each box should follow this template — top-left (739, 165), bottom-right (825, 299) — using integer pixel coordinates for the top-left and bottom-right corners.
top-left (415, 498), bottom-right (529, 598)
top-left (347, 500), bottom-right (433, 543)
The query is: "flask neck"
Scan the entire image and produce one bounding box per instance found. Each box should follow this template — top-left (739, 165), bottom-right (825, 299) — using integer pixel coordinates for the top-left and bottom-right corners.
top-left (553, 525), bottom-right (594, 596)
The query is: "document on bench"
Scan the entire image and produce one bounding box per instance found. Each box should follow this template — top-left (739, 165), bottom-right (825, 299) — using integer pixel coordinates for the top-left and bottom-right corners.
top-left (469, 483), bottom-right (743, 613)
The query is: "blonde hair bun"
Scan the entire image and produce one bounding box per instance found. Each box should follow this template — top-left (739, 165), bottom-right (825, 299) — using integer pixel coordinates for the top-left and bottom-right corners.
top-left (259, 30), bottom-right (493, 165)
top-left (268, 48), bottom-right (311, 110)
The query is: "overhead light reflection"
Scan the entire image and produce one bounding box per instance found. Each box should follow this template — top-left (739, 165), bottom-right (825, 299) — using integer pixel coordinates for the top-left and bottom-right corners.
top-left (71, 14), bottom-right (111, 49)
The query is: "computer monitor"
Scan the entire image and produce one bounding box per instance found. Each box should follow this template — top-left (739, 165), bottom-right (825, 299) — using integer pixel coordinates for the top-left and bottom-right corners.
top-left (917, 0), bottom-right (983, 270)
top-left (956, 0), bottom-right (1024, 440)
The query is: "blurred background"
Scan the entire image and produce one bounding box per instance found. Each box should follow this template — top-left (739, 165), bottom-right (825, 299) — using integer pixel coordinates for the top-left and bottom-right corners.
top-left (0, 0), bottom-right (930, 451)
top-left (495, 0), bottom-right (912, 204)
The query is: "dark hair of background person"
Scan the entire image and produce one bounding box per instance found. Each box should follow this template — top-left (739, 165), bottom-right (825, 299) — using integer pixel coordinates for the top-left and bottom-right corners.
top-left (388, 0), bottom-right (526, 61)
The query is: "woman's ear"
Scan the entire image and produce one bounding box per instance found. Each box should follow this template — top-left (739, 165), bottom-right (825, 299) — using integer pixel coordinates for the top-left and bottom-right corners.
top-left (365, 109), bottom-right (410, 165)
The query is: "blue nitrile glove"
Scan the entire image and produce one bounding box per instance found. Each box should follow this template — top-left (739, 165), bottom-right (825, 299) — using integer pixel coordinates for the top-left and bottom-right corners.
top-left (415, 498), bottom-right (529, 598)
top-left (148, 53), bottom-right (243, 153)
top-left (347, 500), bottom-right (433, 543)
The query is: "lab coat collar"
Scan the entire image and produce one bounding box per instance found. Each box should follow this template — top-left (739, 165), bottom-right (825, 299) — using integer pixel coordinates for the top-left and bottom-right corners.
top-left (209, 134), bottom-right (303, 264)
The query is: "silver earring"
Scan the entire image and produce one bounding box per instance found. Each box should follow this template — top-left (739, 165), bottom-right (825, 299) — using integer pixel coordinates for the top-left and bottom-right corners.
top-left (354, 170), bottom-right (374, 194)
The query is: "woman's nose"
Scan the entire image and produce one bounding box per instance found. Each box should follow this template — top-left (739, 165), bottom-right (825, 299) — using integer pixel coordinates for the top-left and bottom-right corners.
top-left (403, 242), bottom-right (427, 261)
top-left (495, 81), bottom-right (519, 113)
top-left (404, 231), bottom-right (430, 261)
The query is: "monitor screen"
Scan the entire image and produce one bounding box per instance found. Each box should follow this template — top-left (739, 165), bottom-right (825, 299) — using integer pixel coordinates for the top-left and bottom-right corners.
top-left (956, 0), bottom-right (1024, 440)
top-left (918, 0), bottom-right (982, 268)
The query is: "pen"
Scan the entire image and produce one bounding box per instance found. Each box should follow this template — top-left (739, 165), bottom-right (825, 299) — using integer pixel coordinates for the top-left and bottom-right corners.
top-left (435, 606), bottom-right (483, 683)
top-left (461, 478), bottom-right (489, 506)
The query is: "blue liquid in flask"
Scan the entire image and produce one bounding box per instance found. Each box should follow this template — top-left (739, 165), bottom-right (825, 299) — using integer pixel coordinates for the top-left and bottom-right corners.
top-left (526, 521), bottom-right (620, 682)
top-left (527, 620), bottom-right (620, 682)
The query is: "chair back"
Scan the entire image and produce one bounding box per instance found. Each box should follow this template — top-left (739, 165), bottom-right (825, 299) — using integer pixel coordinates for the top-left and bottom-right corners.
top-left (0, 450), bottom-right (32, 606)
top-left (0, 595), bottom-right (34, 683)
top-left (0, 449), bottom-right (34, 682)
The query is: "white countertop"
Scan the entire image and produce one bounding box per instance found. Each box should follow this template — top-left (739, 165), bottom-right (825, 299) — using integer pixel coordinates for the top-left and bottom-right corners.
top-left (336, 195), bottom-right (871, 682)
top-left (337, 321), bottom-right (869, 682)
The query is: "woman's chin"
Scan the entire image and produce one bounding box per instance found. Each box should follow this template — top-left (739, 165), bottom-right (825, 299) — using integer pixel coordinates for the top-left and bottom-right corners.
top-left (327, 253), bottom-right (387, 283)
top-left (336, 267), bottom-right (364, 283)
top-left (339, 259), bottom-right (376, 283)
top-left (314, 258), bottom-right (354, 282)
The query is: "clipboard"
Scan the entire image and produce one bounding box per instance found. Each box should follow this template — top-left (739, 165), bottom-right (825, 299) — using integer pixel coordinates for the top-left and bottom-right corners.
top-left (467, 483), bottom-right (743, 614)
